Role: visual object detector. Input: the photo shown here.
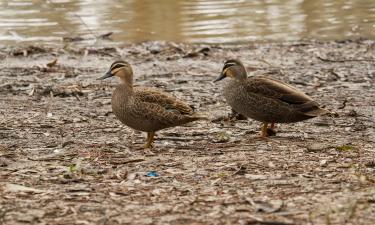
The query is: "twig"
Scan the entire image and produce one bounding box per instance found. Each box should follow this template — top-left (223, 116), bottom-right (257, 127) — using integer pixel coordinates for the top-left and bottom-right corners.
top-left (99, 32), bottom-right (113, 40)
top-left (317, 56), bottom-right (375, 62)
top-left (111, 158), bottom-right (145, 165)
top-left (247, 220), bottom-right (295, 225)
top-left (338, 99), bottom-right (347, 109)
top-left (232, 164), bottom-right (246, 176)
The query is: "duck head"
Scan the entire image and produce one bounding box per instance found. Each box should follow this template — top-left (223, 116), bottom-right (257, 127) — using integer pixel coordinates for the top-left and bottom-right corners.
top-left (98, 60), bottom-right (133, 85)
top-left (214, 59), bottom-right (247, 82)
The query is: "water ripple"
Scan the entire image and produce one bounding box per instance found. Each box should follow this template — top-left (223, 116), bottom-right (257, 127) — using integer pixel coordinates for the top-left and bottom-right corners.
top-left (0, 0), bottom-right (374, 44)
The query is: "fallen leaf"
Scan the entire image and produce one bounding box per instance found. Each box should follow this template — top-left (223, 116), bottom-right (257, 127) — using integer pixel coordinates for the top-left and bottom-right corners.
top-left (46, 59), bottom-right (58, 67)
top-left (335, 145), bottom-right (354, 151)
top-left (99, 32), bottom-right (113, 39)
top-left (5, 183), bottom-right (45, 193)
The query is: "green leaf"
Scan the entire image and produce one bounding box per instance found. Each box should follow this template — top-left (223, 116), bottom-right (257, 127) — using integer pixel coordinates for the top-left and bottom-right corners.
top-left (69, 164), bottom-right (77, 173)
top-left (335, 145), bottom-right (353, 151)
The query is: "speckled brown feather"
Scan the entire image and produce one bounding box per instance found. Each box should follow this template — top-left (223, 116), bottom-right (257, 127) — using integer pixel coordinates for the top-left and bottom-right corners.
top-left (134, 87), bottom-right (194, 115)
top-left (249, 76), bottom-right (314, 104)
top-left (111, 84), bottom-right (203, 133)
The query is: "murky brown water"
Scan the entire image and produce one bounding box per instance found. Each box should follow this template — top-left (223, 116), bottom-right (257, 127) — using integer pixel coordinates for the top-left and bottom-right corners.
top-left (0, 0), bottom-right (374, 45)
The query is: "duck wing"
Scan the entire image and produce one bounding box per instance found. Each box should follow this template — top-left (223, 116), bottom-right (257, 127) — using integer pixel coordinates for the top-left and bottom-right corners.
top-left (245, 76), bottom-right (329, 116)
top-left (246, 76), bottom-right (313, 104)
top-left (134, 87), bottom-right (194, 115)
top-left (127, 89), bottom-right (202, 129)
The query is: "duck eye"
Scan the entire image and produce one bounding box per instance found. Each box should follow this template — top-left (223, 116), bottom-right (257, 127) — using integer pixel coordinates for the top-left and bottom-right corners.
top-left (111, 67), bottom-right (123, 75)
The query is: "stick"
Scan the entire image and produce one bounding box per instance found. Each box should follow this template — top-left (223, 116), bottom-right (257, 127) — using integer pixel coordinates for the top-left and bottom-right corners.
top-left (317, 56), bottom-right (375, 62)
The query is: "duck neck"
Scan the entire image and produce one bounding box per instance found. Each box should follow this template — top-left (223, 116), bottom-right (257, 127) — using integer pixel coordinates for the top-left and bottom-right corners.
top-left (234, 66), bottom-right (247, 80)
top-left (120, 78), bottom-right (133, 90)
top-left (118, 71), bottom-right (134, 92)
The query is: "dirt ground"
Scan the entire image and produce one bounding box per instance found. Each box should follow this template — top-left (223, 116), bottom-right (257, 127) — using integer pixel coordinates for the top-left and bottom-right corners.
top-left (0, 40), bottom-right (374, 225)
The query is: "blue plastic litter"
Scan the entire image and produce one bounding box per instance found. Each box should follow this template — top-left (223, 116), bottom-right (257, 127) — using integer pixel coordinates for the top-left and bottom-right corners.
top-left (146, 171), bottom-right (159, 177)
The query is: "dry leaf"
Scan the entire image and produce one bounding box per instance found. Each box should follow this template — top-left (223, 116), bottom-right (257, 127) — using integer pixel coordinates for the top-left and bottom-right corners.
top-left (5, 183), bottom-right (45, 193)
top-left (46, 59), bottom-right (58, 67)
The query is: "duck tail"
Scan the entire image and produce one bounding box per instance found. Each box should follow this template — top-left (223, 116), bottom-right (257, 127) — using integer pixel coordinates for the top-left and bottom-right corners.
top-left (303, 107), bottom-right (333, 117)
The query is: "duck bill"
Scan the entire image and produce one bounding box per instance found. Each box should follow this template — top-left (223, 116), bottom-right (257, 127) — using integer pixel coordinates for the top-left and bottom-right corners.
top-left (97, 71), bottom-right (113, 80)
top-left (214, 73), bottom-right (226, 82)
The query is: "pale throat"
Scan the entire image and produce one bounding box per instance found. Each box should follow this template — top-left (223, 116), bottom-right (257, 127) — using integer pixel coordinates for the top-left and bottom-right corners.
top-left (116, 70), bottom-right (133, 88)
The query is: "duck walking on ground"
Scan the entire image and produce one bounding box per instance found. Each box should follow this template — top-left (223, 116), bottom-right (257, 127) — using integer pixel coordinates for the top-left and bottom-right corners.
top-left (214, 59), bottom-right (330, 137)
top-left (98, 60), bottom-right (205, 148)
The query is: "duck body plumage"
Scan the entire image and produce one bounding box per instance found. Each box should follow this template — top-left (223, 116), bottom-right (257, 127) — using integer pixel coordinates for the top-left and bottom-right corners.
top-left (112, 84), bottom-right (202, 132)
top-left (223, 75), bottom-right (328, 123)
top-left (99, 60), bottom-right (206, 148)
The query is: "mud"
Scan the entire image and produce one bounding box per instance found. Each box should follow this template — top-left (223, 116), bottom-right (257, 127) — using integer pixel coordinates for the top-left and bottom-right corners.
top-left (0, 40), bottom-right (375, 225)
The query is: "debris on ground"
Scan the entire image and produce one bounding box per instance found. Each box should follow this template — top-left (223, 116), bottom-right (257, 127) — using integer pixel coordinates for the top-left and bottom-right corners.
top-left (0, 40), bottom-right (374, 225)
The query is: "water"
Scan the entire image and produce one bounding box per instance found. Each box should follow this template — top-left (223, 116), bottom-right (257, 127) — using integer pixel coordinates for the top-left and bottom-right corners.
top-left (0, 0), bottom-right (374, 45)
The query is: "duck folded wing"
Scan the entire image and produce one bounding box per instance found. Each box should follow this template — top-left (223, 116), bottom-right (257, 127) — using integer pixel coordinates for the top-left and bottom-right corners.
top-left (134, 87), bottom-right (194, 115)
top-left (245, 77), bottom-right (330, 116)
top-left (246, 76), bottom-right (314, 104)
top-left (130, 100), bottom-right (197, 127)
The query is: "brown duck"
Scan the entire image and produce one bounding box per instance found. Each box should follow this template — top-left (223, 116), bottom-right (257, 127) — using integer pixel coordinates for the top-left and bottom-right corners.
top-left (98, 60), bottom-right (205, 148)
top-left (214, 59), bottom-right (330, 137)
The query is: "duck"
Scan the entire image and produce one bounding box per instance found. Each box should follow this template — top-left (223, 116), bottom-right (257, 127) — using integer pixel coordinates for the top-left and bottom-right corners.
top-left (98, 60), bottom-right (205, 148)
top-left (214, 59), bottom-right (330, 137)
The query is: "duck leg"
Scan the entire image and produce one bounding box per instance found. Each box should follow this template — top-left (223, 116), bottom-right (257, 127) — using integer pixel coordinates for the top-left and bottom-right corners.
top-left (144, 131), bottom-right (155, 149)
top-left (260, 122), bottom-right (269, 137)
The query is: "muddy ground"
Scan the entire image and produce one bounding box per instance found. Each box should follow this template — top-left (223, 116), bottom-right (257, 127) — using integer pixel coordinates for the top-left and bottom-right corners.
top-left (0, 40), bottom-right (374, 225)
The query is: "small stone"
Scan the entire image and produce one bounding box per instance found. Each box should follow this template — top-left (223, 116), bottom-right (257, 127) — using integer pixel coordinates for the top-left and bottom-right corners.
top-left (268, 162), bottom-right (276, 168)
top-left (73, 118), bottom-right (81, 123)
top-left (306, 143), bottom-right (328, 152)
top-left (347, 109), bottom-right (358, 117)
top-left (320, 160), bottom-right (328, 167)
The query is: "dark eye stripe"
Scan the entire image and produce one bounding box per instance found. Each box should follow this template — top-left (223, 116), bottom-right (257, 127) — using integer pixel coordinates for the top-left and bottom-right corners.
top-left (110, 62), bottom-right (127, 71)
top-left (223, 62), bottom-right (237, 70)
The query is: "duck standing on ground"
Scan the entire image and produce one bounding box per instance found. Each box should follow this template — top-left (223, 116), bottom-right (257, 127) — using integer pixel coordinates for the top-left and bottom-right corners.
top-left (98, 60), bottom-right (205, 148)
top-left (214, 59), bottom-right (330, 137)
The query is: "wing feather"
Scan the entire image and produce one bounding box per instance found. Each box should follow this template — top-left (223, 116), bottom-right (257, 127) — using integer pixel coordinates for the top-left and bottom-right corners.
top-left (134, 87), bottom-right (194, 115)
top-left (245, 76), bottom-right (314, 105)
top-left (242, 76), bottom-right (330, 116)
top-left (129, 100), bottom-right (180, 127)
